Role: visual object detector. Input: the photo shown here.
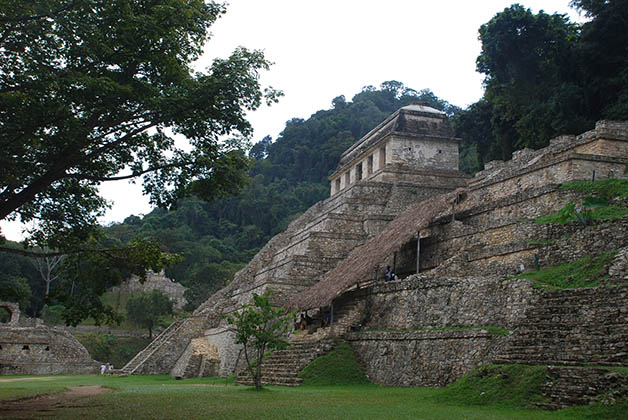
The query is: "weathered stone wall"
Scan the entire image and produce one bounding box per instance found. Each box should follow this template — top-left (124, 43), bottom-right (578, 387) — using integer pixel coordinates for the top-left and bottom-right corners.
top-left (0, 326), bottom-right (99, 375)
top-left (170, 337), bottom-right (220, 379)
top-left (0, 303), bottom-right (99, 375)
top-left (203, 327), bottom-right (245, 377)
top-left (347, 329), bottom-right (505, 387)
top-left (391, 134), bottom-right (458, 170)
top-left (540, 367), bottom-right (628, 409)
top-left (359, 276), bottom-right (537, 331)
top-left (343, 276), bottom-right (536, 386)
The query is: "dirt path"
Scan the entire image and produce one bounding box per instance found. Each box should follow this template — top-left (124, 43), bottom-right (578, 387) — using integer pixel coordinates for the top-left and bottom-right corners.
top-left (0, 385), bottom-right (113, 418)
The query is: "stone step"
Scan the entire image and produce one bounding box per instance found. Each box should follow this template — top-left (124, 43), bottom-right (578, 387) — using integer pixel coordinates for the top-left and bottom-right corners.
top-left (234, 339), bottom-right (336, 386)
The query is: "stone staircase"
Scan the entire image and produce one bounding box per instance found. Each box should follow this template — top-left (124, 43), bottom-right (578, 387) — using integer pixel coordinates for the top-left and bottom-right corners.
top-left (235, 339), bottom-right (337, 386)
top-left (235, 291), bottom-right (365, 386)
top-left (255, 184), bottom-right (397, 293)
top-left (119, 317), bottom-right (207, 376)
top-left (491, 286), bottom-right (628, 409)
top-left (537, 366), bottom-right (628, 410)
top-left (495, 286), bottom-right (628, 366)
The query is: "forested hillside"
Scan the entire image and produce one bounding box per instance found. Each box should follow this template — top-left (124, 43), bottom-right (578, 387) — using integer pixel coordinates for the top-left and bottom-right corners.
top-left (105, 83), bottom-right (460, 310)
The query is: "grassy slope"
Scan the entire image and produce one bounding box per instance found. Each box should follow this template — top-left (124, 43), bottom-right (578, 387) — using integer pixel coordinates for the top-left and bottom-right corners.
top-left (298, 341), bottom-right (370, 386)
top-left (434, 364), bottom-right (549, 408)
top-left (561, 179), bottom-right (628, 199)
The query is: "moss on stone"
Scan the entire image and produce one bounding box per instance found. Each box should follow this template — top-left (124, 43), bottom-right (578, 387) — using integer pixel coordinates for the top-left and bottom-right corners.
top-left (514, 251), bottom-right (617, 289)
top-left (560, 179), bottom-right (628, 199)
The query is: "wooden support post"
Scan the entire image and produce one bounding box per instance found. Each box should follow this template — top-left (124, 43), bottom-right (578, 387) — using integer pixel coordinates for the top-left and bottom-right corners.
top-left (393, 252), bottom-right (397, 273)
top-left (416, 236), bottom-right (421, 274)
top-left (330, 303), bottom-right (334, 336)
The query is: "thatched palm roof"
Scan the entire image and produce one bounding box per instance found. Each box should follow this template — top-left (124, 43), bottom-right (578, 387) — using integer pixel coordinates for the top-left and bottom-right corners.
top-left (287, 188), bottom-right (466, 310)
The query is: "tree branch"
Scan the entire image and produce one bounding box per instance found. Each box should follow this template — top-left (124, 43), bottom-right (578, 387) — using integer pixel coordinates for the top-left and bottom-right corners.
top-left (0, 1), bottom-right (77, 23)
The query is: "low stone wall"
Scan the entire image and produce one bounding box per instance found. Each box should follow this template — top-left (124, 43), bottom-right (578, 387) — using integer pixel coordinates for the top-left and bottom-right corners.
top-left (339, 276), bottom-right (536, 386)
top-left (359, 276), bottom-right (537, 331)
top-left (347, 276), bottom-right (628, 387)
top-left (203, 327), bottom-right (244, 377)
top-left (346, 329), bottom-right (505, 387)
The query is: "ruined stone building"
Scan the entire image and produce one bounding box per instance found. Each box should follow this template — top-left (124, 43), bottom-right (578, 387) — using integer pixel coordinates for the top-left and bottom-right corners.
top-left (121, 105), bottom-right (628, 408)
top-left (0, 301), bottom-right (99, 375)
top-left (110, 270), bottom-right (188, 309)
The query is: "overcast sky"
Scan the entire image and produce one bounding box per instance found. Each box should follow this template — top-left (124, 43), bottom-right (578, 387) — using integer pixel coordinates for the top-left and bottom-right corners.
top-left (1, 0), bottom-right (585, 241)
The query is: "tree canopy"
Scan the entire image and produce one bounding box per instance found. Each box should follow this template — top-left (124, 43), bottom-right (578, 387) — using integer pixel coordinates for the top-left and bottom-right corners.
top-left (0, 0), bottom-right (279, 323)
top-left (0, 0), bottom-right (279, 248)
top-left (126, 290), bottom-right (174, 339)
top-left (455, 0), bottom-right (628, 161)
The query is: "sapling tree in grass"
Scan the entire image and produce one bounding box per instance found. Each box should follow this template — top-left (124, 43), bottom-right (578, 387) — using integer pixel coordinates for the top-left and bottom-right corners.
top-left (224, 290), bottom-right (293, 390)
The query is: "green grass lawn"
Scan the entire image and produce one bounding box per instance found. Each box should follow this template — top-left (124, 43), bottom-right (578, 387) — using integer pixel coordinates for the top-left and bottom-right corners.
top-left (0, 374), bottom-right (625, 420)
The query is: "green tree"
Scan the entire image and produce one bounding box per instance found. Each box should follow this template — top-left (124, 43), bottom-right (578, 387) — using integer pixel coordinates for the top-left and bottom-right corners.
top-left (0, 0), bottom-right (279, 322)
top-left (55, 236), bottom-right (181, 326)
top-left (476, 4), bottom-right (586, 159)
top-left (126, 290), bottom-right (174, 339)
top-left (0, 0), bottom-right (279, 248)
top-left (0, 275), bottom-right (31, 310)
top-left (452, 99), bottom-right (497, 171)
top-left (224, 290), bottom-right (293, 390)
top-left (571, 0), bottom-right (628, 120)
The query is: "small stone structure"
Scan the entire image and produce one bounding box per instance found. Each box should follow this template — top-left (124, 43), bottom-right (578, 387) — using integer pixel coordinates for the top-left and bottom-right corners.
top-left (124, 112), bottom-right (628, 407)
top-left (110, 270), bottom-right (187, 308)
top-left (0, 302), bottom-right (99, 375)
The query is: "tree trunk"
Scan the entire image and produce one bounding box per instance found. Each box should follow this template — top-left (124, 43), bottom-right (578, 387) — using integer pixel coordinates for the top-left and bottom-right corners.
top-left (255, 360), bottom-right (262, 390)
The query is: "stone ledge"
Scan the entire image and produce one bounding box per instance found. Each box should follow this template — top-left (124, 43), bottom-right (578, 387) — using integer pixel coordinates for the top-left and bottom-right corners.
top-left (346, 328), bottom-right (494, 341)
top-left (470, 152), bottom-right (628, 191)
